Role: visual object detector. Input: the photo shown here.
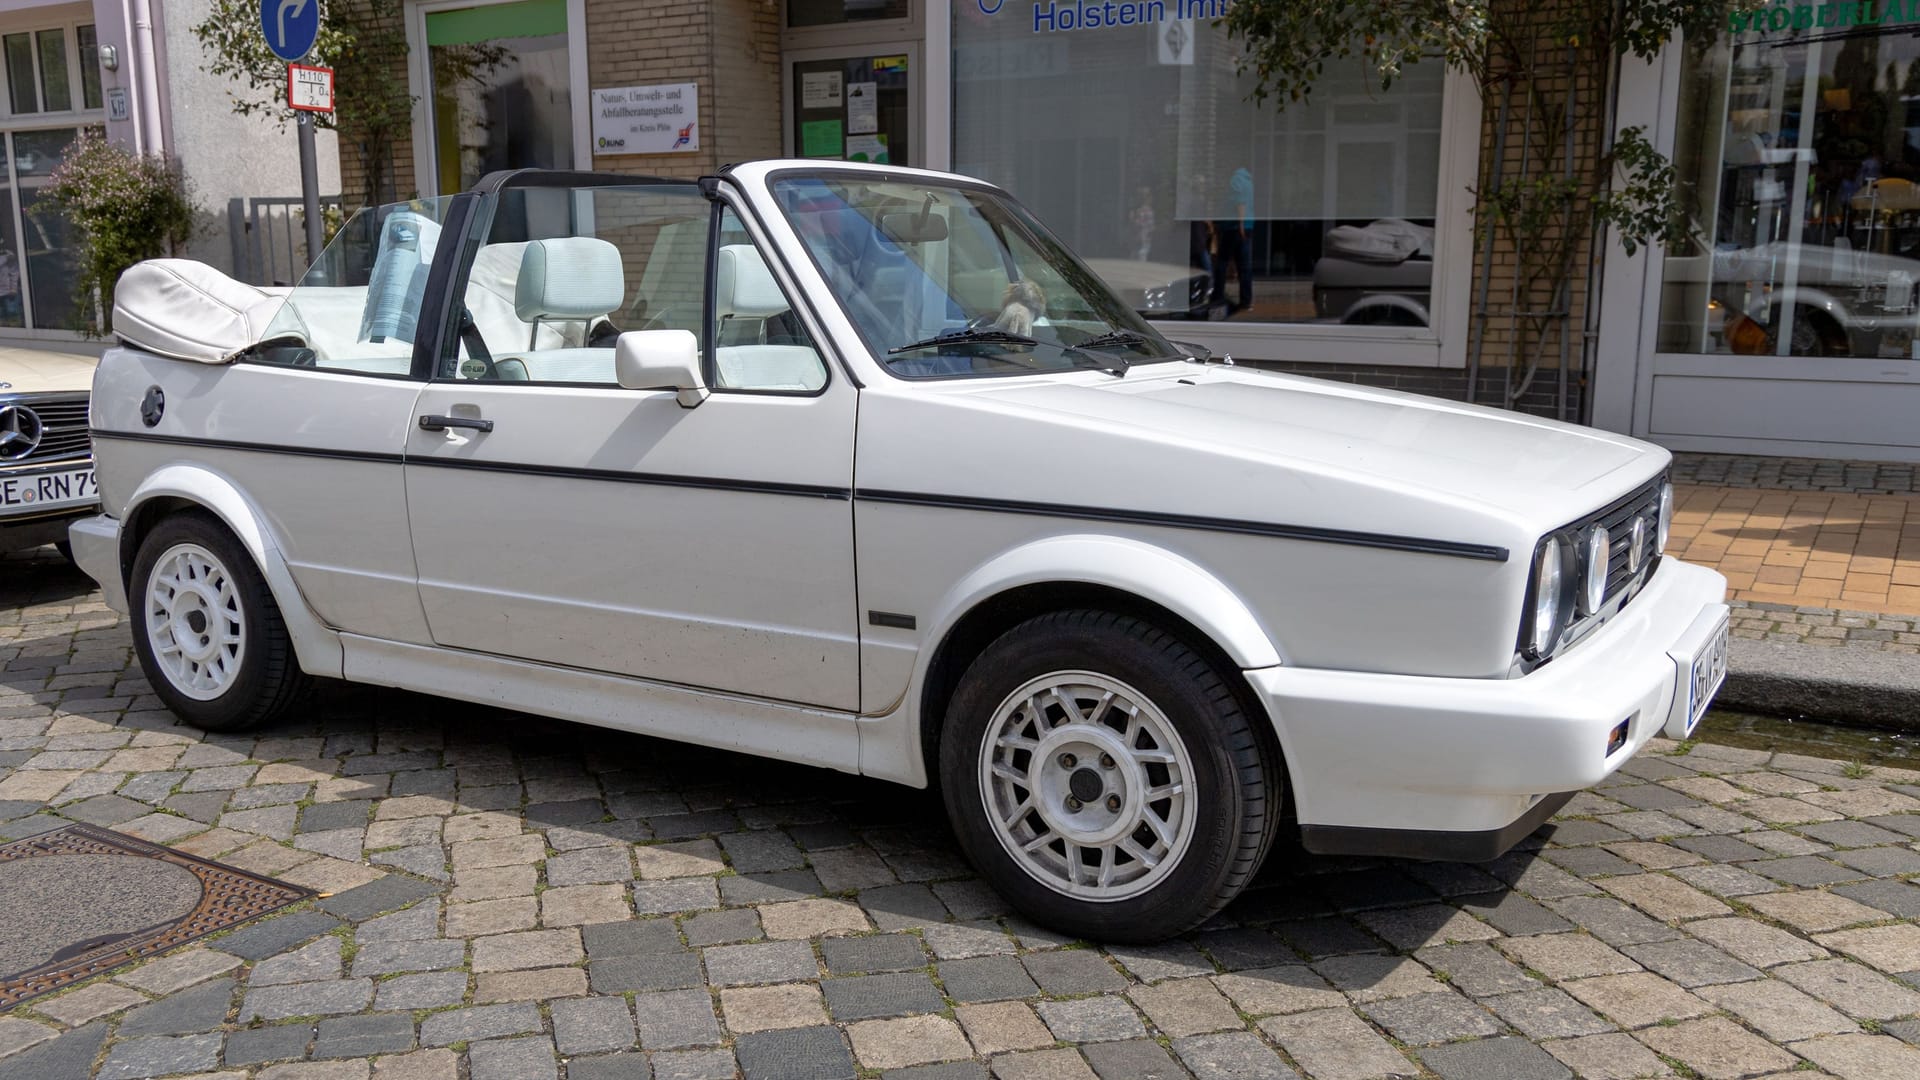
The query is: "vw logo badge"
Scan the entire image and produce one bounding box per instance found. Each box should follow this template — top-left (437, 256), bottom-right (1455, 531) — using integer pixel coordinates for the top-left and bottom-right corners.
top-left (1628, 516), bottom-right (1649, 575)
top-left (0, 403), bottom-right (42, 461)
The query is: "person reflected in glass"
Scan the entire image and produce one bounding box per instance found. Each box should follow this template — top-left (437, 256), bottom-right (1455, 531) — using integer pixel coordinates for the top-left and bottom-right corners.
top-left (1213, 165), bottom-right (1254, 317)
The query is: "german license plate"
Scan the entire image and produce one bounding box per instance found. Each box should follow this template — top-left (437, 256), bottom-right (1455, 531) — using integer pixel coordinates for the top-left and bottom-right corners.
top-left (0, 467), bottom-right (96, 510)
top-left (1686, 616), bottom-right (1730, 734)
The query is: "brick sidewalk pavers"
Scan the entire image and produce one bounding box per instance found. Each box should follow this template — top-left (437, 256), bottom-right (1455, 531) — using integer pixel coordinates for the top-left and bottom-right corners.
top-left (3, 555), bottom-right (1920, 1079)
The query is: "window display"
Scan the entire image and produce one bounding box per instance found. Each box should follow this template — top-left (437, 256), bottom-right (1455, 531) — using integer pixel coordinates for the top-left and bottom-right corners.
top-left (952, 3), bottom-right (1445, 326)
top-left (1661, 15), bottom-right (1920, 358)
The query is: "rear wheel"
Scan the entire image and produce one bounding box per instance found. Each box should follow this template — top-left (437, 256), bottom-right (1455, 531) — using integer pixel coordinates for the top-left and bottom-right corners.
top-left (940, 610), bottom-right (1279, 942)
top-left (129, 512), bottom-right (309, 732)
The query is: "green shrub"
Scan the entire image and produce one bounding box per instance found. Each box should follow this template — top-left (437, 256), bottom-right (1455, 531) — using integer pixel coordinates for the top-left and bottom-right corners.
top-left (40, 131), bottom-right (197, 334)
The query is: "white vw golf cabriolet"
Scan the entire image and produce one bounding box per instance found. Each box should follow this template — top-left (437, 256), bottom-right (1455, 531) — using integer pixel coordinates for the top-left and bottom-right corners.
top-left (72, 163), bottom-right (1729, 941)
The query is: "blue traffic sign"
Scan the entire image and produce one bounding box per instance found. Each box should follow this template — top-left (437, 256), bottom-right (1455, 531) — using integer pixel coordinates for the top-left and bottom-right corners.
top-left (260, 0), bottom-right (319, 63)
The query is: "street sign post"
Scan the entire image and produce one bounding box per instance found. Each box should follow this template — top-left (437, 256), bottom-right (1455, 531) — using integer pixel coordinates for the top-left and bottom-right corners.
top-left (260, 0), bottom-right (320, 62)
top-left (258, 1), bottom-right (324, 270)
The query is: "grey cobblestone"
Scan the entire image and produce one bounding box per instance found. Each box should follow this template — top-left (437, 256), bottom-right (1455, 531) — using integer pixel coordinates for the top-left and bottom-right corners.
top-left (8, 557), bottom-right (1920, 1080)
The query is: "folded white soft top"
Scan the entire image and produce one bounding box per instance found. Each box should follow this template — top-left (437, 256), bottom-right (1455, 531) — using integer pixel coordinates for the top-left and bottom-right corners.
top-left (112, 259), bottom-right (286, 363)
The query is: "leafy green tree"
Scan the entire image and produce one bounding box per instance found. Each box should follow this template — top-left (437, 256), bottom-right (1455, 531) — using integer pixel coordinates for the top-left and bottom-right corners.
top-left (1219, 1), bottom-right (1745, 405)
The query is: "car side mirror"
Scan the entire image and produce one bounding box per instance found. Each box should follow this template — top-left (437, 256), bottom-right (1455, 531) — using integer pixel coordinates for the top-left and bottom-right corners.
top-left (614, 329), bottom-right (708, 407)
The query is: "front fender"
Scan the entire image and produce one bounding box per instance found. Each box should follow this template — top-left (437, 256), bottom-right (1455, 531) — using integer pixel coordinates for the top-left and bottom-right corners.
top-left (121, 464), bottom-right (344, 678)
top-left (857, 533), bottom-right (1282, 785)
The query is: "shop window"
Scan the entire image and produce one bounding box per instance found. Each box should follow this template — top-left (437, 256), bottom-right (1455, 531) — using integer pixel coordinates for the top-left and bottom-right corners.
top-left (951, 9), bottom-right (1444, 328)
top-left (426, 0), bottom-right (574, 194)
top-left (1660, 16), bottom-right (1920, 360)
top-left (4, 34), bottom-right (36, 115)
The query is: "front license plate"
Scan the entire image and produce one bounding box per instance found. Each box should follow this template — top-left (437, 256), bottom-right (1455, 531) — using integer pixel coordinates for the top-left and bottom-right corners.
top-left (0, 467), bottom-right (96, 511)
top-left (1686, 616), bottom-right (1730, 734)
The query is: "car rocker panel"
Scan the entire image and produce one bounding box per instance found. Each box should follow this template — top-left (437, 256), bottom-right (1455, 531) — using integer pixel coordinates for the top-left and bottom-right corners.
top-left (71, 160), bottom-right (1728, 943)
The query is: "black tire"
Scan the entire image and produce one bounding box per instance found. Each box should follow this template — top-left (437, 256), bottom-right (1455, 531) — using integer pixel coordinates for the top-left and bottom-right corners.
top-left (129, 511), bottom-right (310, 732)
top-left (939, 610), bottom-right (1280, 943)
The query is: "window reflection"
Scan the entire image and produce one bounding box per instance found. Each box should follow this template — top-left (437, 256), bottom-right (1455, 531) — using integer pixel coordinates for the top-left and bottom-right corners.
top-left (953, 14), bottom-right (1443, 327)
top-left (1662, 23), bottom-right (1920, 359)
top-left (426, 1), bottom-right (573, 194)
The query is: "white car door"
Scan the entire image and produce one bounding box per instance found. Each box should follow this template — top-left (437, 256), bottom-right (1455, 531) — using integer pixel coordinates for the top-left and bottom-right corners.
top-left (401, 181), bottom-right (860, 711)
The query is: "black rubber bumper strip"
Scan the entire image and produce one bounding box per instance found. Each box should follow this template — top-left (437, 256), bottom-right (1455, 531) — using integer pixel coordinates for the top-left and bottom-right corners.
top-left (1298, 790), bottom-right (1576, 863)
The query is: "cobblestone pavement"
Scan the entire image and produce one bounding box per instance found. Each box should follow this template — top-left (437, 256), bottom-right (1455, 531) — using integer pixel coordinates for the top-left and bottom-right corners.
top-left (1728, 600), bottom-right (1920, 655)
top-left (4, 555), bottom-right (1920, 1080)
top-left (1672, 454), bottom-right (1919, 497)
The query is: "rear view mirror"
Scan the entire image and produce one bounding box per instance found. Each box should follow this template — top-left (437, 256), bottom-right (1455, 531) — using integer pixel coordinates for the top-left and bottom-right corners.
top-left (614, 329), bottom-right (708, 406)
top-left (879, 212), bottom-right (949, 243)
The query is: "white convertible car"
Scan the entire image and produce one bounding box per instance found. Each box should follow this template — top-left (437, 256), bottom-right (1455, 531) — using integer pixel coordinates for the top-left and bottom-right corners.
top-left (73, 163), bottom-right (1728, 941)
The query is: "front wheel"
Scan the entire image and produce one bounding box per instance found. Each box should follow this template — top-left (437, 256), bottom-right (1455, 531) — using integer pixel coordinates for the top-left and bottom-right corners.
top-left (129, 512), bottom-right (310, 732)
top-left (940, 610), bottom-right (1280, 942)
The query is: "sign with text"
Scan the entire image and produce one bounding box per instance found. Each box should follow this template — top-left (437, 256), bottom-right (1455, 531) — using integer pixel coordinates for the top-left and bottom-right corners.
top-left (592, 84), bottom-right (699, 155)
top-left (288, 64), bottom-right (334, 112)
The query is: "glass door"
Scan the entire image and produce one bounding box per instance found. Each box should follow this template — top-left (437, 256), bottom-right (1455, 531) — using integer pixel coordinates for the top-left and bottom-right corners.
top-left (421, 0), bottom-right (577, 195)
top-left (786, 46), bottom-right (917, 167)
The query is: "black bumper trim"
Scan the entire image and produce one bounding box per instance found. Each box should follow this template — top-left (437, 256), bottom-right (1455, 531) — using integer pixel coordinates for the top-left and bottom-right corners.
top-left (1298, 790), bottom-right (1576, 863)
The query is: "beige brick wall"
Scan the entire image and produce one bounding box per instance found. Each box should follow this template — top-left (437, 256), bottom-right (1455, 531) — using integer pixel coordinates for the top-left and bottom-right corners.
top-left (1466, 0), bottom-right (1609, 415)
top-left (338, 0), bottom-right (784, 206)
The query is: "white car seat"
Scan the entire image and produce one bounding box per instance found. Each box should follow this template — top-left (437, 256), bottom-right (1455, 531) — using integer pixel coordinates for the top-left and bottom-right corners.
top-left (712, 244), bottom-right (822, 390)
top-left (489, 236), bottom-right (626, 382)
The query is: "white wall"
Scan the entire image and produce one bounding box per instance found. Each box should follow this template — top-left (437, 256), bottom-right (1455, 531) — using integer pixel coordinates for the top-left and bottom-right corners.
top-left (155, 0), bottom-right (340, 276)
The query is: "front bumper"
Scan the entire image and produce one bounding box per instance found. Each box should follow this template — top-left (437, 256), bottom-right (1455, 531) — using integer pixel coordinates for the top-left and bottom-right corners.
top-left (1251, 558), bottom-right (1728, 857)
top-left (67, 514), bottom-right (126, 612)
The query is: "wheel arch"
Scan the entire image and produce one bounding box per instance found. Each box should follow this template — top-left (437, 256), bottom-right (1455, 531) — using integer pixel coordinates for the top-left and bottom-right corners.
top-left (864, 534), bottom-right (1292, 797)
top-left (119, 465), bottom-right (344, 678)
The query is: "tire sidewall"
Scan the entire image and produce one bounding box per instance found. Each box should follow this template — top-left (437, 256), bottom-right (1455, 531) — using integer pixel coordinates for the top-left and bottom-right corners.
top-left (130, 514), bottom-right (278, 731)
top-left (940, 617), bottom-right (1254, 940)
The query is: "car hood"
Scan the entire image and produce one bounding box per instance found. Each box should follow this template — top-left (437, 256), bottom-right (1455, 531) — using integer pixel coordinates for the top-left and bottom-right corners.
top-left (0, 346), bottom-right (99, 395)
top-left (954, 364), bottom-right (1664, 532)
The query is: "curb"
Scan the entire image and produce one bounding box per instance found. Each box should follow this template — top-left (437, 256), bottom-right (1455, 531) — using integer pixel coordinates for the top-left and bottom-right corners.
top-left (1719, 638), bottom-right (1920, 734)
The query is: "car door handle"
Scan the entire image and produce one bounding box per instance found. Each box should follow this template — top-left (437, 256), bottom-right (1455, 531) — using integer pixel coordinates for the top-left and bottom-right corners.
top-left (419, 414), bottom-right (494, 433)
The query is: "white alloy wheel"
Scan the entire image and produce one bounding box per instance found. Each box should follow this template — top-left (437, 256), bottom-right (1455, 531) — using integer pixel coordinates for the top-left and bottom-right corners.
top-left (978, 670), bottom-right (1197, 900)
top-left (144, 542), bottom-right (248, 700)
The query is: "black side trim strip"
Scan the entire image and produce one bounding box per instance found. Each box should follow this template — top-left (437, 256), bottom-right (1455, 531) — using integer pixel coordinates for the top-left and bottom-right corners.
top-left (91, 430), bottom-right (1508, 560)
top-left (867, 611), bottom-right (916, 630)
top-left (854, 489), bottom-right (1510, 562)
top-left (1299, 791), bottom-right (1575, 862)
top-left (408, 455), bottom-right (851, 500)
top-left (92, 429), bottom-right (407, 465)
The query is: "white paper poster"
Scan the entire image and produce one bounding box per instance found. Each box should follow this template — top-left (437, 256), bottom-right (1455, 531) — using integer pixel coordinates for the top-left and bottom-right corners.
top-left (591, 84), bottom-right (699, 154)
top-left (801, 71), bottom-right (843, 109)
top-left (847, 82), bottom-right (878, 135)
top-left (846, 134), bottom-right (889, 164)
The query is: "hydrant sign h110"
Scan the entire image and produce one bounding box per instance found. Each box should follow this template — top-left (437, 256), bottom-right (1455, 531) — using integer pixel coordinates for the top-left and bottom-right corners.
top-left (288, 64), bottom-right (333, 113)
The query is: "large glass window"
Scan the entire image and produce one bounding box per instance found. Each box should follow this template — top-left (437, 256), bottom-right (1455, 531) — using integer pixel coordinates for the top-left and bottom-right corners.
top-left (952, 7), bottom-right (1445, 327)
top-left (0, 22), bottom-right (101, 333)
top-left (426, 0), bottom-right (574, 194)
top-left (1661, 14), bottom-right (1920, 359)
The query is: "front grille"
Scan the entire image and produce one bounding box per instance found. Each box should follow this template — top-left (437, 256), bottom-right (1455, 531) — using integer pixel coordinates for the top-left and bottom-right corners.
top-left (1593, 475), bottom-right (1665, 606)
top-left (0, 394), bottom-right (91, 469)
top-left (1563, 473), bottom-right (1666, 650)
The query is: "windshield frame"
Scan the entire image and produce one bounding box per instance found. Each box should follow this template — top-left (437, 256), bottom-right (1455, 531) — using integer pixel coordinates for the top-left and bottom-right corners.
top-left (763, 166), bottom-right (1188, 382)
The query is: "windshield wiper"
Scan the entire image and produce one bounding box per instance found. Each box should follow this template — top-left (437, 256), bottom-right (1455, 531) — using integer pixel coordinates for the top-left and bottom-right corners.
top-left (1077, 328), bottom-right (1152, 350)
top-left (885, 326), bottom-right (1127, 377)
top-left (887, 327), bottom-right (1038, 354)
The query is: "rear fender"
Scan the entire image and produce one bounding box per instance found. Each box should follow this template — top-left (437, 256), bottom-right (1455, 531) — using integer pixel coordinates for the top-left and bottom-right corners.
top-left (121, 464), bottom-right (344, 678)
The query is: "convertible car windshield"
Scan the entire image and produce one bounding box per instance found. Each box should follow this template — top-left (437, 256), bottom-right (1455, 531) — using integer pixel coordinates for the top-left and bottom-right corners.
top-left (773, 175), bottom-right (1186, 378)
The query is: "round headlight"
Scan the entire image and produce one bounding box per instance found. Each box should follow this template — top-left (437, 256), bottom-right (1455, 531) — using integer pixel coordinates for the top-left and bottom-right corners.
top-left (1581, 525), bottom-right (1610, 615)
top-left (1528, 538), bottom-right (1571, 657)
top-left (1657, 482), bottom-right (1674, 553)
